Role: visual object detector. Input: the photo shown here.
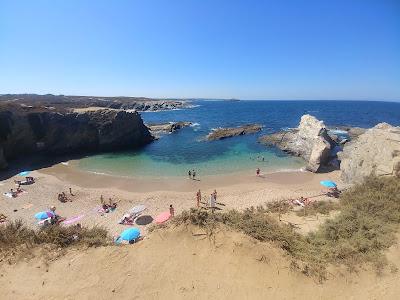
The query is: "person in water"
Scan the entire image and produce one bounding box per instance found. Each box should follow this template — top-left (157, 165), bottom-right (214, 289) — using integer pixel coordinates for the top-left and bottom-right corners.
top-left (196, 189), bottom-right (201, 207)
top-left (188, 170), bottom-right (192, 179)
top-left (192, 170), bottom-right (196, 180)
top-left (169, 204), bottom-right (175, 217)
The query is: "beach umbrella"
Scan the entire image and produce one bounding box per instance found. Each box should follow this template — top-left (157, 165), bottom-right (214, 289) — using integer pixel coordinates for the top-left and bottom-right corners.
top-left (154, 211), bottom-right (171, 224)
top-left (116, 227), bottom-right (141, 244)
top-left (18, 171), bottom-right (31, 176)
top-left (35, 211), bottom-right (54, 220)
top-left (320, 180), bottom-right (337, 188)
top-left (129, 205), bottom-right (147, 215)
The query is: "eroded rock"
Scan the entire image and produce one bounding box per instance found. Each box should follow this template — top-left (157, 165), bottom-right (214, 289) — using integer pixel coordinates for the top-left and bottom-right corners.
top-left (338, 123), bottom-right (400, 183)
top-left (259, 115), bottom-right (335, 172)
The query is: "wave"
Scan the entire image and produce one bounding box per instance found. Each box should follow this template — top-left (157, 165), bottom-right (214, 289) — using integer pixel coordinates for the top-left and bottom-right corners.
top-left (275, 167), bottom-right (307, 173)
top-left (87, 171), bottom-right (109, 176)
top-left (190, 122), bottom-right (200, 127)
top-left (61, 162), bottom-right (69, 166)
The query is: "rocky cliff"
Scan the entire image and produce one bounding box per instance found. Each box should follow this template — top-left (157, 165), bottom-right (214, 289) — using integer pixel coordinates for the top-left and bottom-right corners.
top-left (259, 115), bottom-right (337, 172)
top-left (0, 105), bottom-right (153, 169)
top-left (338, 123), bottom-right (400, 183)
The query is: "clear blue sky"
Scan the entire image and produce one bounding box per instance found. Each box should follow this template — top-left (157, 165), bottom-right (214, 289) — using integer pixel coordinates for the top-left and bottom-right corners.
top-left (0, 0), bottom-right (399, 100)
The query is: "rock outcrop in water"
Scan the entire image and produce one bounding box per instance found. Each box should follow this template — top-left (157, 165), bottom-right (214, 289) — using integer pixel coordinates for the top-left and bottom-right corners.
top-left (338, 123), bottom-right (400, 183)
top-left (0, 105), bottom-right (153, 169)
top-left (207, 124), bottom-right (262, 141)
top-left (147, 122), bottom-right (192, 136)
top-left (259, 115), bottom-right (337, 172)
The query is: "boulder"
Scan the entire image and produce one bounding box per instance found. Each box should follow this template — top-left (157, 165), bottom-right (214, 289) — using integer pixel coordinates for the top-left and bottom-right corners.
top-left (338, 122), bottom-right (400, 183)
top-left (259, 115), bottom-right (335, 172)
top-left (207, 124), bottom-right (262, 141)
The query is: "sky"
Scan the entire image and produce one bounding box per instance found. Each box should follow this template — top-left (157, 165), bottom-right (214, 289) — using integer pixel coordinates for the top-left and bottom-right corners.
top-left (0, 0), bottom-right (399, 100)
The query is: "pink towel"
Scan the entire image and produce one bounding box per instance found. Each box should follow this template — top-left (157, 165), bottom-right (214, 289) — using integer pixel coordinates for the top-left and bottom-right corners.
top-left (62, 214), bottom-right (85, 225)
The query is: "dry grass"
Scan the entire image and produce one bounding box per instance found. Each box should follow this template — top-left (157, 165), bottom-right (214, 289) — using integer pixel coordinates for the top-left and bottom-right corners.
top-left (296, 200), bottom-right (339, 216)
top-left (174, 176), bottom-right (400, 281)
top-left (0, 220), bottom-right (109, 254)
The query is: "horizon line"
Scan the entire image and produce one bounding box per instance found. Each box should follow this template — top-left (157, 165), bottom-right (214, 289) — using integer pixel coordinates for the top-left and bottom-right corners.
top-left (0, 93), bottom-right (399, 103)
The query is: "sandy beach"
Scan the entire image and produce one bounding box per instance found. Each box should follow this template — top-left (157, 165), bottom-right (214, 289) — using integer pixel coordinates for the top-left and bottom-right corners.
top-left (0, 162), bottom-right (341, 236)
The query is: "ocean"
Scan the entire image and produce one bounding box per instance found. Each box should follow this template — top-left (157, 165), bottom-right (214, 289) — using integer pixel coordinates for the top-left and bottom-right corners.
top-left (77, 100), bottom-right (400, 177)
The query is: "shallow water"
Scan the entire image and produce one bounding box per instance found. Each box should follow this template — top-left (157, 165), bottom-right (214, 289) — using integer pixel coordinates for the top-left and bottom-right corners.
top-left (78, 100), bottom-right (400, 177)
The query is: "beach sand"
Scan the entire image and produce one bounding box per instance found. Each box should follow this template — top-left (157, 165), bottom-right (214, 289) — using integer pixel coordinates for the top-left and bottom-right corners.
top-left (0, 162), bottom-right (341, 235)
top-left (2, 163), bottom-right (400, 299)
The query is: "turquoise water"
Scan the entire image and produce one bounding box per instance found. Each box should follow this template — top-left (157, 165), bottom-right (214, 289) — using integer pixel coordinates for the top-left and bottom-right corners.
top-left (77, 100), bottom-right (400, 177)
top-left (78, 143), bottom-right (305, 177)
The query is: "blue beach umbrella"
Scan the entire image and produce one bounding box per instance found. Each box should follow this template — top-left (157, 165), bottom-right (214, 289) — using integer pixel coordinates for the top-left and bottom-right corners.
top-left (320, 180), bottom-right (337, 188)
top-left (19, 171), bottom-right (31, 176)
top-left (35, 211), bottom-right (55, 220)
top-left (116, 228), bottom-right (141, 244)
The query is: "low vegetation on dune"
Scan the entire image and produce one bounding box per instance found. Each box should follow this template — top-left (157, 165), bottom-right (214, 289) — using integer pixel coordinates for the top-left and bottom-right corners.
top-left (174, 176), bottom-right (400, 281)
top-left (295, 200), bottom-right (339, 216)
top-left (0, 221), bottom-right (109, 256)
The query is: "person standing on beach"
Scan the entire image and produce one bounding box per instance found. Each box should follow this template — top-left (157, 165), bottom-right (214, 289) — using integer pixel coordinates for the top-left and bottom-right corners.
top-left (256, 168), bottom-right (260, 176)
top-left (213, 189), bottom-right (217, 203)
top-left (196, 189), bottom-right (201, 207)
top-left (169, 204), bottom-right (175, 217)
top-left (188, 170), bottom-right (192, 179)
top-left (192, 170), bottom-right (196, 180)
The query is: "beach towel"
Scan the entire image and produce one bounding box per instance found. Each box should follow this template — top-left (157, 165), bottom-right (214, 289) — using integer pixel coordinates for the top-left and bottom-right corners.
top-left (62, 214), bottom-right (85, 225)
top-left (3, 192), bottom-right (13, 198)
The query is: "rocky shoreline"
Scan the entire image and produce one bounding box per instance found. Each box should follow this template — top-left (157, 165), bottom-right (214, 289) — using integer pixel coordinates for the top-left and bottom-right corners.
top-left (259, 114), bottom-right (400, 182)
top-left (0, 94), bottom-right (191, 112)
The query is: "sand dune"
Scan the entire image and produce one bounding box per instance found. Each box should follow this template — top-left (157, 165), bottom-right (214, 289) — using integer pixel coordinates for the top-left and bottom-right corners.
top-left (1, 226), bottom-right (399, 299)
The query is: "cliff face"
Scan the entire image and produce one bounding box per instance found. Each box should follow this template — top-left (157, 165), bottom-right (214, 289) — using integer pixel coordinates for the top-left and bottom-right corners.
top-left (338, 123), bottom-right (400, 183)
top-left (0, 107), bottom-right (153, 169)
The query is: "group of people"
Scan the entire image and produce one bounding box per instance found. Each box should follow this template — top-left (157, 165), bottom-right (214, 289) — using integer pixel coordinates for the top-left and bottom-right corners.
top-left (42, 206), bottom-right (65, 226)
top-left (58, 188), bottom-right (75, 203)
top-left (195, 189), bottom-right (218, 209)
top-left (327, 187), bottom-right (341, 198)
top-left (8, 186), bottom-right (24, 198)
top-left (188, 169), bottom-right (197, 180)
top-left (100, 195), bottom-right (118, 213)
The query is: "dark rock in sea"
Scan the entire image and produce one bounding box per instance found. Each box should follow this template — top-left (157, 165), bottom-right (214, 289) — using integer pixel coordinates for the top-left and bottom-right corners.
top-left (147, 122), bottom-right (192, 138)
top-left (207, 124), bottom-right (262, 141)
top-left (0, 105), bottom-right (153, 169)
